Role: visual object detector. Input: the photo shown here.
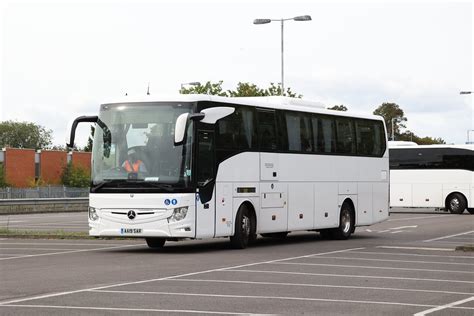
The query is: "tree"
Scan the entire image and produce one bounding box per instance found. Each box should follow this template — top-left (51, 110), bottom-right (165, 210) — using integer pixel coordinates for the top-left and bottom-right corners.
top-left (328, 105), bottom-right (348, 111)
top-left (0, 120), bottom-right (52, 149)
top-left (398, 131), bottom-right (445, 145)
top-left (61, 162), bottom-right (90, 188)
top-left (0, 165), bottom-right (8, 188)
top-left (180, 81), bottom-right (301, 98)
top-left (180, 81), bottom-right (228, 96)
top-left (373, 103), bottom-right (407, 140)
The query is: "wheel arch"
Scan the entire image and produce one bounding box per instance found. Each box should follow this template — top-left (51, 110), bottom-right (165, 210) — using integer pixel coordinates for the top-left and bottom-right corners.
top-left (341, 198), bottom-right (356, 229)
top-left (445, 191), bottom-right (468, 209)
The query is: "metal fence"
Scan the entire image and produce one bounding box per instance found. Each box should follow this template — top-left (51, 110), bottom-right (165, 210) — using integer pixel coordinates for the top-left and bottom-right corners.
top-left (0, 186), bottom-right (89, 199)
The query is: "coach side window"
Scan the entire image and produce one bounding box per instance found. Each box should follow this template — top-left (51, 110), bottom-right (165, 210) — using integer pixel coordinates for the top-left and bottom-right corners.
top-left (356, 120), bottom-right (375, 156)
top-left (314, 116), bottom-right (336, 153)
top-left (335, 118), bottom-right (356, 154)
top-left (258, 110), bottom-right (278, 151)
top-left (373, 121), bottom-right (385, 156)
top-left (216, 105), bottom-right (255, 150)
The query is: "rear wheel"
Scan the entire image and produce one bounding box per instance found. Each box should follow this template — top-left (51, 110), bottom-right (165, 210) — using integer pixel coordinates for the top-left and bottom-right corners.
top-left (230, 205), bottom-right (254, 249)
top-left (331, 203), bottom-right (355, 240)
top-left (145, 238), bottom-right (166, 248)
top-left (447, 193), bottom-right (467, 214)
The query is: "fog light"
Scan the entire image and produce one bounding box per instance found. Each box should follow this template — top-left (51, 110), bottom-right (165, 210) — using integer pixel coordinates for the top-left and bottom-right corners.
top-left (89, 207), bottom-right (99, 221)
top-left (168, 207), bottom-right (188, 222)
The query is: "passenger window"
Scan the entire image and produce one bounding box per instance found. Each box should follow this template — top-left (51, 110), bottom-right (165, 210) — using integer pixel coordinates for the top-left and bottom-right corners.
top-left (315, 116), bottom-right (336, 153)
top-left (197, 131), bottom-right (215, 185)
top-left (356, 120), bottom-right (375, 156)
top-left (216, 106), bottom-right (255, 150)
top-left (336, 118), bottom-right (356, 154)
top-left (258, 110), bottom-right (277, 151)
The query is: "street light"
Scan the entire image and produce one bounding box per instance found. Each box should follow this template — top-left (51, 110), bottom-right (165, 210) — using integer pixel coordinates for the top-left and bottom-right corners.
top-left (253, 15), bottom-right (312, 96)
top-left (180, 82), bottom-right (201, 89)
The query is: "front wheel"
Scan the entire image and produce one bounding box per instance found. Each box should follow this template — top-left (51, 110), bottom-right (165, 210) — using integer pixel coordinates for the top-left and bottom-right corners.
top-left (145, 238), bottom-right (166, 248)
top-left (230, 205), bottom-right (254, 249)
top-left (447, 193), bottom-right (467, 214)
top-left (331, 203), bottom-right (355, 240)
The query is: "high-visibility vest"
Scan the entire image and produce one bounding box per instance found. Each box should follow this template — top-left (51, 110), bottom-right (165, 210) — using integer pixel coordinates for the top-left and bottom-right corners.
top-left (123, 160), bottom-right (143, 172)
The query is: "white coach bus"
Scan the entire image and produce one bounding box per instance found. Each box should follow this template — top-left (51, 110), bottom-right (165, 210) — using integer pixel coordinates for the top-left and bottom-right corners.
top-left (389, 142), bottom-right (474, 214)
top-left (67, 95), bottom-right (389, 248)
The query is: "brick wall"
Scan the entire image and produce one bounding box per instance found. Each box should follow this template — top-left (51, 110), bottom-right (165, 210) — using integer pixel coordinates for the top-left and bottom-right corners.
top-left (40, 151), bottom-right (67, 185)
top-left (72, 152), bottom-right (92, 172)
top-left (4, 148), bottom-right (35, 187)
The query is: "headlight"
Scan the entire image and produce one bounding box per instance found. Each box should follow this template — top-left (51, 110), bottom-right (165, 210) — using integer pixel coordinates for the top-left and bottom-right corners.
top-left (89, 207), bottom-right (99, 221)
top-left (168, 207), bottom-right (188, 222)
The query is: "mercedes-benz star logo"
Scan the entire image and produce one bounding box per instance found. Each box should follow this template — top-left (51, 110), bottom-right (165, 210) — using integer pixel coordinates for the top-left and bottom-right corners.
top-left (127, 210), bottom-right (136, 220)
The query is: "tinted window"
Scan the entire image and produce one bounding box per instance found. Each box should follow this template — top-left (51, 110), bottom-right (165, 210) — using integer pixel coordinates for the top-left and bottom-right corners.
top-left (336, 118), bottom-right (356, 154)
top-left (216, 105), bottom-right (255, 150)
top-left (258, 110), bottom-right (277, 151)
top-left (390, 148), bottom-right (474, 171)
top-left (313, 116), bottom-right (336, 153)
top-left (356, 119), bottom-right (385, 156)
top-left (284, 112), bottom-right (313, 152)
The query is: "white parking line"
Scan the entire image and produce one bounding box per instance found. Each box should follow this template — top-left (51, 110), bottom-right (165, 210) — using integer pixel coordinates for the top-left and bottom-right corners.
top-left (377, 246), bottom-right (453, 251)
top-left (350, 251), bottom-right (474, 259)
top-left (306, 256), bottom-right (473, 266)
top-left (0, 247), bottom-right (364, 305)
top-left (1, 305), bottom-right (260, 315)
top-left (387, 215), bottom-right (450, 222)
top-left (0, 244), bottom-right (142, 261)
top-left (225, 269), bottom-right (474, 284)
top-left (90, 289), bottom-right (474, 310)
top-left (171, 278), bottom-right (474, 295)
top-left (424, 230), bottom-right (474, 242)
top-left (271, 262), bottom-right (474, 274)
top-left (414, 296), bottom-right (474, 315)
top-left (0, 242), bottom-right (136, 246)
top-left (0, 248), bottom-right (79, 251)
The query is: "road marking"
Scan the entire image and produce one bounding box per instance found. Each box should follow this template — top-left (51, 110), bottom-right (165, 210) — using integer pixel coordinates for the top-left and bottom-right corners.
top-left (376, 246), bottom-right (453, 251)
top-left (391, 225), bottom-right (418, 230)
top-left (414, 296), bottom-right (474, 315)
top-left (350, 251), bottom-right (474, 259)
top-left (387, 215), bottom-right (449, 222)
top-left (271, 262), bottom-right (474, 274)
top-left (306, 256), bottom-right (473, 266)
top-left (0, 247), bottom-right (364, 305)
top-left (378, 230), bottom-right (390, 233)
top-left (0, 247), bottom-right (79, 251)
top-left (0, 220), bottom-right (25, 223)
top-left (0, 242), bottom-right (137, 246)
top-left (390, 230), bottom-right (404, 234)
top-left (170, 278), bottom-right (474, 296)
top-left (225, 269), bottom-right (474, 284)
top-left (91, 290), bottom-right (474, 310)
top-left (365, 229), bottom-right (372, 232)
top-left (0, 305), bottom-right (262, 315)
top-left (424, 230), bottom-right (474, 243)
top-left (0, 244), bottom-right (142, 261)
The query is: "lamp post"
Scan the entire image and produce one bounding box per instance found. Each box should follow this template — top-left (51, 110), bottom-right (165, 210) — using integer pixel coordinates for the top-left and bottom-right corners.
top-left (180, 82), bottom-right (201, 90)
top-left (391, 118), bottom-right (397, 141)
top-left (253, 15), bottom-right (311, 96)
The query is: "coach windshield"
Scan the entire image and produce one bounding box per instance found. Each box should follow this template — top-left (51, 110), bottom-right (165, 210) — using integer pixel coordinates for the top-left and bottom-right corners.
top-left (91, 102), bottom-right (194, 192)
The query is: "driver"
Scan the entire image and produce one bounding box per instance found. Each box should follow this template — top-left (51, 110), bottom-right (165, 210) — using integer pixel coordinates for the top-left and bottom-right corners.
top-left (122, 148), bottom-right (147, 173)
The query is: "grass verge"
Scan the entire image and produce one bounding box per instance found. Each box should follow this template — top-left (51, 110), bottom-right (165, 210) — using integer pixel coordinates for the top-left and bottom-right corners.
top-left (455, 244), bottom-right (474, 252)
top-left (0, 228), bottom-right (130, 240)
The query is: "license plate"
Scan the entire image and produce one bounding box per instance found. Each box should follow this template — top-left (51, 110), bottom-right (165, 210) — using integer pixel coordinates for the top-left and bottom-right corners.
top-left (120, 228), bottom-right (143, 234)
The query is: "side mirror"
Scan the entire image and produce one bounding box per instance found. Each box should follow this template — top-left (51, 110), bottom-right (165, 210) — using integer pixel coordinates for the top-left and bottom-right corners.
top-left (174, 107), bottom-right (235, 145)
top-left (66, 115), bottom-right (98, 148)
top-left (174, 113), bottom-right (190, 145)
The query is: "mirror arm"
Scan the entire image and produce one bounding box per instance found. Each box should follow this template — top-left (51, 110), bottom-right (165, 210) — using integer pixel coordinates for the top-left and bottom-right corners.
top-left (67, 115), bottom-right (98, 148)
top-left (189, 113), bottom-right (205, 121)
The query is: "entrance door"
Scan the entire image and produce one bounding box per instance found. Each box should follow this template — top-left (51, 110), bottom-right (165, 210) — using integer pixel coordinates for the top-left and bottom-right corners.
top-left (195, 130), bottom-right (216, 238)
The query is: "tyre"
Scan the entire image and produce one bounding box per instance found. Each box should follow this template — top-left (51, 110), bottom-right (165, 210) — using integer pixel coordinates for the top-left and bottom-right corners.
top-left (230, 205), bottom-right (254, 249)
top-left (446, 193), bottom-right (467, 214)
top-left (331, 203), bottom-right (355, 240)
top-left (261, 232), bottom-right (288, 239)
top-left (145, 238), bottom-right (166, 248)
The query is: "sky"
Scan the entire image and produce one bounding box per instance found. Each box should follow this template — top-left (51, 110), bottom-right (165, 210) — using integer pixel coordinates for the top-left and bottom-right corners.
top-left (0, 0), bottom-right (472, 146)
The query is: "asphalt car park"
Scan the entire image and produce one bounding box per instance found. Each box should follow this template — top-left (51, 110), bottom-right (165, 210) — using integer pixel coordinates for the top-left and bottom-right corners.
top-left (0, 211), bottom-right (473, 315)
